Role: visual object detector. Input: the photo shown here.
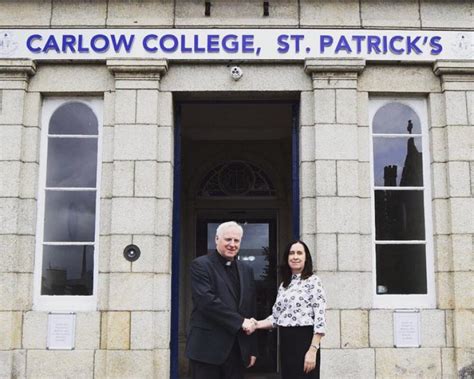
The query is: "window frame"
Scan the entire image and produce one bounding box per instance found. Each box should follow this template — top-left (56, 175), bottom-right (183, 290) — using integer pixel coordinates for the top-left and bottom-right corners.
top-left (33, 97), bottom-right (103, 312)
top-left (369, 96), bottom-right (435, 309)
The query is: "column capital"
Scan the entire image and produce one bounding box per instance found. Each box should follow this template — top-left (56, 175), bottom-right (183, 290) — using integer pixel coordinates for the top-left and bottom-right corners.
top-left (304, 58), bottom-right (366, 75)
top-left (433, 60), bottom-right (474, 76)
top-left (0, 59), bottom-right (36, 75)
top-left (305, 59), bottom-right (365, 89)
top-left (0, 59), bottom-right (36, 81)
top-left (107, 59), bottom-right (168, 90)
top-left (0, 59), bottom-right (36, 89)
top-left (433, 60), bottom-right (474, 91)
top-left (107, 59), bottom-right (168, 75)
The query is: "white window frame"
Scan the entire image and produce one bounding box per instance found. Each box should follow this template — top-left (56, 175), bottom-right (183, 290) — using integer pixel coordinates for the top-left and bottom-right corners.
top-left (34, 97), bottom-right (103, 312)
top-left (369, 96), bottom-right (435, 309)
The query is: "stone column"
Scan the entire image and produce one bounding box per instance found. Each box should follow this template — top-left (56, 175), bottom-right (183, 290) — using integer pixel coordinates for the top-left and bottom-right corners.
top-left (303, 59), bottom-right (376, 376)
top-left (100, 59), bottom-right (172, 378)
top-left (433, 60), bottom-right (474, 377)
top-left (0, 59), bottom-right (36, 378)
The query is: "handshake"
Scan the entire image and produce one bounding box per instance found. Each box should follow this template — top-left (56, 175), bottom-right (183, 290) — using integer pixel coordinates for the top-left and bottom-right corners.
top-left (242, 318), bottom-right (258, 335)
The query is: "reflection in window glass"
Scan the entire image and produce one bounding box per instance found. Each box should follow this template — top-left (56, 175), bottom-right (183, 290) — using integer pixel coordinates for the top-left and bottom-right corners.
top-left (376, 244), bottom-right (427, 294)
top-left (373, 137), bottom-right (423, 187)
top-left (49, 102), bottom-right (98, 135)
top-left (44, 190), bottom-right (96, 242)
top-left (375, 190), bottom-right (425, 240)
top-left (38, 98), bottom-right (101, 303)
top-left (240, 223), bottom-right (270, 281)
top-left (41, 245), bottom-right (94, 295)
top-left (371, 99), bottom-right (430, 299)
top-left (46, 138), bottom-right (98, 187)
top-left (372, 102), bottom-right (421, 134)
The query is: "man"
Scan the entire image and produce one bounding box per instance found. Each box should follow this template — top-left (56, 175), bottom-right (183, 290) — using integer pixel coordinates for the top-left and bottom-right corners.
top-left (186, 221), bottom-right (258, 379)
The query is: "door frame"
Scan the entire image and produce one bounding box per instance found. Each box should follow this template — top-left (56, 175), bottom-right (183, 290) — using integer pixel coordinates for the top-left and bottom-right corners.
top-left (170, 99), bottom-right (300, 379)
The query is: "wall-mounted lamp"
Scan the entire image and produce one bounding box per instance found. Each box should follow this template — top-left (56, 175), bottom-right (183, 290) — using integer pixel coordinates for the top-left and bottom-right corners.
top-left (123, 244), bottom-right (141, 262)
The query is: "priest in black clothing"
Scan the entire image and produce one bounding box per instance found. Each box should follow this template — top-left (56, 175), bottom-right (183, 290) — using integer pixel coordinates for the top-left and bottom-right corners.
top-left (186, 221), bottom-right (258, 379)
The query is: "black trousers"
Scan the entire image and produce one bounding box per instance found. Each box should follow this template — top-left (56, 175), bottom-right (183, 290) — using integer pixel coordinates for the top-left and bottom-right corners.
top-left (190, 339), bottom-right (245, 379)
top-left (279, 326), bottom-right (321, 379)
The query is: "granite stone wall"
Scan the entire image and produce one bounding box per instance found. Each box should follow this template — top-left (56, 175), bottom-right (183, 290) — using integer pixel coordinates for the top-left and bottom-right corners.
top-left (0, 1), bottom-right (472, 378)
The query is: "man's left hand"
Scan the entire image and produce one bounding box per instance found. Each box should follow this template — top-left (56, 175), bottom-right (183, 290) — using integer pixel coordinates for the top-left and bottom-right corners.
top-left (247, 356), bottom-right (256, 368)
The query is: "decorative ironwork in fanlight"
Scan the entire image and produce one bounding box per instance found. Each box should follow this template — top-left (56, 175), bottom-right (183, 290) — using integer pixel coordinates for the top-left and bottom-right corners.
top-left (198, 160), bottom-right (276, 197)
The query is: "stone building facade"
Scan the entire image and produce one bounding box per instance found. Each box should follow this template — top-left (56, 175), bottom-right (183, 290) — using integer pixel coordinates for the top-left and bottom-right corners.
top-left (0, 1), bottom-right (472, 378)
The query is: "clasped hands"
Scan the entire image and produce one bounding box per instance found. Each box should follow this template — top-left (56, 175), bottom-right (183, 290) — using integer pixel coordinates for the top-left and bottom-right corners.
top-left (242, 318), bottom-right (258, 335)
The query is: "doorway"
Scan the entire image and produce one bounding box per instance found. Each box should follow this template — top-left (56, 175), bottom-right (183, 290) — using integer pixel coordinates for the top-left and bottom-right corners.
top-left (174, 98), bottom-right (298, 378)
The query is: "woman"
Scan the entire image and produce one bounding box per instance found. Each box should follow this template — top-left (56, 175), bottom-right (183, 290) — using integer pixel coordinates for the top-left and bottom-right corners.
top-left (253, 240), bottom-right (326, 379)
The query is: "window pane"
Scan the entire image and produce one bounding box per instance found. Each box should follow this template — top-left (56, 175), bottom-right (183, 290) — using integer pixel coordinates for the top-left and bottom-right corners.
top-left (242, 224), bottom-right (272, 282)
top-left (373, 102), bottom-right (421, 134)
top-left (376, 244), bottom-right (427, 294)
top-left (46, 138), bottom-right (98, 188)
top-left (41, 245), bottom-right (93, 295)
top-left (44, 190), bottom-right (96, 242)
top-left (49, 102), bottom-right (98, 135)
top-left (373, 137), bottom-right (423, 187)
top-left (375, 190), bottom-right (425, 240)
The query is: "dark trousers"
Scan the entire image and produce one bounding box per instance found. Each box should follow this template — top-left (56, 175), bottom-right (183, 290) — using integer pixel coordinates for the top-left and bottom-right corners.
top-left (190, 340), bottom-right (245, 379)
top-left (280, 326), bottom-right (321, 379)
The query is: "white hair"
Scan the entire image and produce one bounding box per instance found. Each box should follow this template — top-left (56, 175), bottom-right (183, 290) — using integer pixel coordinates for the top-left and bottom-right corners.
top-left (215, 221), bottom-right (243, 238)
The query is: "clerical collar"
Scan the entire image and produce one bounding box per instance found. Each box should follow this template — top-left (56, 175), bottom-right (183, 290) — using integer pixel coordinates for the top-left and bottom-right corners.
top-left (215, 250), bottom-right (235, 267)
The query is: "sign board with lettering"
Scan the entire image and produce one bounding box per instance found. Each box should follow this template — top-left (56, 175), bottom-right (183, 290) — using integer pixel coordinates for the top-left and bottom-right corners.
top-left (47, 313), bottom-right (76, 350)
top-left (393, 310), bottom-right (421, 348)
top-left (0, 29), bottom-right (472, 61)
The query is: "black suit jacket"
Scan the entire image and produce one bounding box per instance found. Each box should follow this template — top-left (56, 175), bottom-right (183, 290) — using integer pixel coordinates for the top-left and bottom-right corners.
top-left (186, 251), bottom-right (258, 366)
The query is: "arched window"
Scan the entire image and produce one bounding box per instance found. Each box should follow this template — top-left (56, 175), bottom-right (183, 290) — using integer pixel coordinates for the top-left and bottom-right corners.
top-left (198, 160), bottom-right (276, 198)
top-left (35, 98), bottom-right (102, 311)
top-left (370, 98), bottom-right (434, 308)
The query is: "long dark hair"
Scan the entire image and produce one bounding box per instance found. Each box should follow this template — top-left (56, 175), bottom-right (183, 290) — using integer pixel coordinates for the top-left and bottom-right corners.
top-left (280, 240), bottom-right (314, 288)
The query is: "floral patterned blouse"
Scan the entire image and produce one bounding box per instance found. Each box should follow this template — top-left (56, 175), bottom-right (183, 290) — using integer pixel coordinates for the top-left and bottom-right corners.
top-left (266, 273), bottom-right (327, 335)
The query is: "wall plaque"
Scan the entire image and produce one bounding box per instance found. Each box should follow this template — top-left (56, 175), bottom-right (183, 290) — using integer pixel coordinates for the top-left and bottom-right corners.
top-left (47, 313), bottom-right (76, 350)
top-left (393, 310), bottom-right (420, 348)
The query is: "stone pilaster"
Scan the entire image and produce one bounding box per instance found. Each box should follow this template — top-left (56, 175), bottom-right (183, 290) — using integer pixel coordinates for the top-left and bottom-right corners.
top-left (304, 59), bottom-right (373, 373)
top-left (0, 58), bottom-right (36, 378)
top-left (99, 59), bottom-right (171, 379)
top-left (303, 57), bottom-right (368, 270)
top-left (433, 60), bottom-right (474, 377)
